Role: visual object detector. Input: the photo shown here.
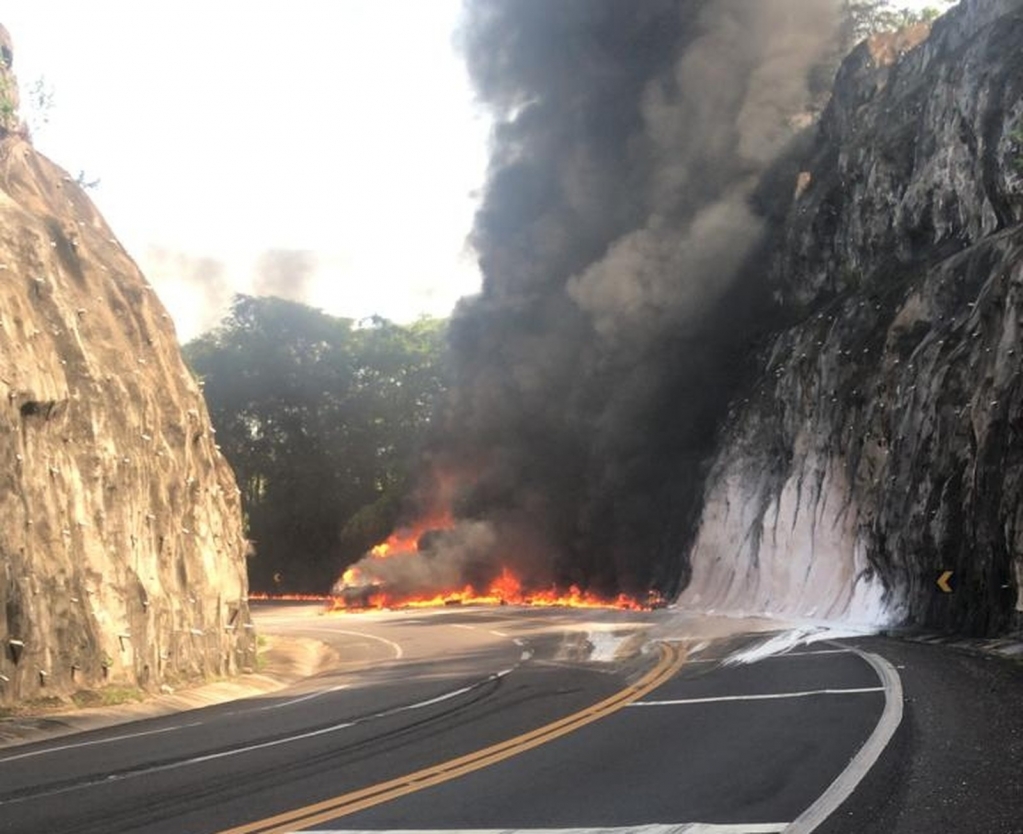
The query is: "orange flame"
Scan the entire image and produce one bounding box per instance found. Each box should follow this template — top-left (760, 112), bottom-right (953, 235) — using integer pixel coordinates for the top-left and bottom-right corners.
top-left (332, 497), bottom-right (661, 612)
top-left (328, 566), bottom-right (658, 613)
top-left (248, 592), bottom-right (334, 602)
top-left (338, 512), bottom-right (455, 590)
top-left (368, 511), bottom-right (455, 559)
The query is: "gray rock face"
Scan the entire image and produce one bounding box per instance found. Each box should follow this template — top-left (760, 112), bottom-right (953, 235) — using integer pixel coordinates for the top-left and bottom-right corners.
top-left (0, 36), bottom-right (251, 703)
top-left (682, 0), bottom-right (1023, 635)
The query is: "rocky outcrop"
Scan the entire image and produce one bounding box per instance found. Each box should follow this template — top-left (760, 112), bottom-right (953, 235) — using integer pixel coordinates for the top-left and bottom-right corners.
top-left (0, 29), bottom-right (252, 704)
top-left (681, 0), bottom-right (1023, 635)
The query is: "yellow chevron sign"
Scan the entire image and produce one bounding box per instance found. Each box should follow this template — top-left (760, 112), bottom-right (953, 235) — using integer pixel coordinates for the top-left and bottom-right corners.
top-left (936, 570), bottom-right (955, 593)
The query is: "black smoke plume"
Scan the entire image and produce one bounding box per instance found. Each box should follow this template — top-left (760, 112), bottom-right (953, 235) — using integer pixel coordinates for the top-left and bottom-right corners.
top-left (346, 0), bottom-right (843, 600)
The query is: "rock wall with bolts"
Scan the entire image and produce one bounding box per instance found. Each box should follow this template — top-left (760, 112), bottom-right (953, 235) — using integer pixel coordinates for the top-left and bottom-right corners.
top-left (681, 0), bottom-right (1023, 635)
top-left (0, 26), bottom-right (252, 703)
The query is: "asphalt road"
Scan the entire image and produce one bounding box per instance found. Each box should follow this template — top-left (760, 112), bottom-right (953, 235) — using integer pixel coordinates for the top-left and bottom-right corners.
top-left (0, 603), bottom-right (1019, 834)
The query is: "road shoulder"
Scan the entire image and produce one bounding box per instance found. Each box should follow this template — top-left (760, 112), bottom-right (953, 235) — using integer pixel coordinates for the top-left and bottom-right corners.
top-left (0, 634), bottom-right (338, 750)
top-left (815, 636), bottom-right (1023, 834)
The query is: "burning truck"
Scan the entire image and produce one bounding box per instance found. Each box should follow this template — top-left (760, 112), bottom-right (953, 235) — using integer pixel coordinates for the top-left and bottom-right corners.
top-left (330, 517), bottom-right (659, 612)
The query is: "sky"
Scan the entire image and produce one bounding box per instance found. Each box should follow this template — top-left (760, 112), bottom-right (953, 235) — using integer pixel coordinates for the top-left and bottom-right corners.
top-left (2, 1), bottom-right (489, 342)
top-left (1, 0), bottom-right (952, 344)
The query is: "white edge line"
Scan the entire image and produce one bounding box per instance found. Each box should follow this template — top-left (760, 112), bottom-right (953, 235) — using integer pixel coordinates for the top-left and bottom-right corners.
top-left (304, 627), bottom-right (404, 660)
top-left (631, 687), bottom-right (883, 706)
top-left (296, 825), bottom-right (790, 834)
top-left (256, 684), bottom-right (349, 712)
top-left (160, 720), bottom-right (356, 768)
top-left (152, 673), bottom-right (509, 768)
top-left (783, 648), bottom-right (903, 834)
top-left (0, 720), bottom-right (205, 764)
top-left (687, 827), bottom-right (789, 834)
top-left (0, 673), bottom-right (510, 803)
top-left (0, 683), bottom-right (352, 764)
top-left (387, 683), bottom-right (478, 713)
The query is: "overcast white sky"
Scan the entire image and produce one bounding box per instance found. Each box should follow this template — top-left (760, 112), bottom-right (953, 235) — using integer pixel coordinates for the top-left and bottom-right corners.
top-left (2, 1), bottom-right (952, 343)
top-left (3, 1), bottom-right (489, 342)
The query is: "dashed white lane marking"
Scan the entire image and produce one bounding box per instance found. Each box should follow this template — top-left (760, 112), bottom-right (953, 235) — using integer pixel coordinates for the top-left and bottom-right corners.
top-left (489, 630), bottom-right (510, 638)
top-left (255, 684), bottom-right (349, 711)
top-left (300, 825), bottom-right (789, 833)
top-left (453, 624), bottom-right (476, 631)
top-left (631, 686), bottom-right (883, 707)
top-left (0, 721), bottom-right (204, 764)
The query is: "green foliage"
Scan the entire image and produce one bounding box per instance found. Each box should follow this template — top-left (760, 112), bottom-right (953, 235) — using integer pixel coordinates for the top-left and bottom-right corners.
top-left (71, 686), bottom-right (145, 708)
top-left (1010, 122), bottom-right (1023, 174)
top-left (184, 296), bottom-right (448, 592)
top-left (255, 634), bottom-right (270, 670)
top-left (338, 488), bottom-right (406, 559)
top-left (74, 170), bottom-right (101, 190)
top-left (842, 1), bottom-right (952, 42)
top-left (25, 76), bottom-right (53, 137)
top-left (0, 73), bottom-right (17, 132)
top-left (0, 71), bottom-right (56, 137)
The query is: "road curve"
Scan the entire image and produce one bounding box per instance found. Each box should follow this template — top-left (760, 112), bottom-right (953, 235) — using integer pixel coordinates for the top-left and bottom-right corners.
top-left (0, 604), bottom-right (915, 834)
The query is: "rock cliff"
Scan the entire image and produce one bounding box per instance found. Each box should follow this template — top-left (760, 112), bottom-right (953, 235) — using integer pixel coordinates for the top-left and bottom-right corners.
top-left (0, 26), bottom-right (252, 704)
top-left (681, 0), bottom-right (1023, 635)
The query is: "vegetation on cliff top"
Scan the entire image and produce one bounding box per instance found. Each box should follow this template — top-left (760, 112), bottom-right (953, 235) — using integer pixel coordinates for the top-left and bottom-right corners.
top-left (843, 0), bottom-right (949, 41)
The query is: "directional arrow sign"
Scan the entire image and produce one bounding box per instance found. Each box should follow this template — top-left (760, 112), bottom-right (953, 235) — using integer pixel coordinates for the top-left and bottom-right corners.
top-left (936, 570), bottom-right (955, 593)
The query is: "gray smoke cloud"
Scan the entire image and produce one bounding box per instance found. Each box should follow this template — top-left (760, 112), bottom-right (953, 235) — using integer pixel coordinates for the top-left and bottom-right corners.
top-left (143, 246), bottom-right (232, 337)
top-left (568, 0), bottom-right (842, 348)
top-left (253, 249), bottom-right (317, 302)
top-left (348, 521), bottom-right (499, 598)
top-left (366, 0), bottom-right (844, 600)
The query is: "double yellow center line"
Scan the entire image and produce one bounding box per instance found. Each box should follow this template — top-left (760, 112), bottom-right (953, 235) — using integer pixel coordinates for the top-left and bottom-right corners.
top-left (218, 641), bottom-right (685, 834)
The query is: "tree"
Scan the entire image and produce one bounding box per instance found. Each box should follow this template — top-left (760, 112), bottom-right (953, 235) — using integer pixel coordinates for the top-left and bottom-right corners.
top-left (0, 72), bottom-right (18, 133)
top-left (842, 1), bottom-right (952, 44)
top-left (184, 296), bottom-right (448, 592)
top-left (25, 76), bottom-right (53, 137)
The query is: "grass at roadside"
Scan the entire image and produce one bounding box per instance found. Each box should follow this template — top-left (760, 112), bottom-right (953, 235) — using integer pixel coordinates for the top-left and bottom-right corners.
top-left (70, 686), bottom-right (146, 708)
top-left (0, 687), bottom-right (142, 718)
top-left (255, 633), bottom-right (269, 671)
top-left (0, 687), bottom-right (147, 718)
